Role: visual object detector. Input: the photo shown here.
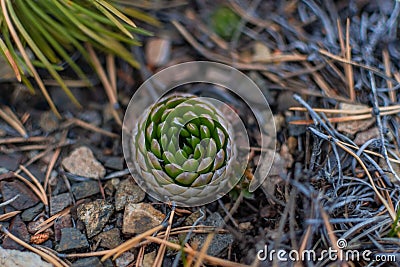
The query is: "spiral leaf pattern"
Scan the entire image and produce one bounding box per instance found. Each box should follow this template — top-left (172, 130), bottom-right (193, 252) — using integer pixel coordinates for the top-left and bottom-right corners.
top-left (131, 93), bottom-right (237, 206)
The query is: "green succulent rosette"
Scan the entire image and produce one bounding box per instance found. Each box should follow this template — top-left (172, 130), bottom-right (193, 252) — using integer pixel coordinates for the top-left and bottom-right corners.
top-left (131, 93), bottom-right (240, 206)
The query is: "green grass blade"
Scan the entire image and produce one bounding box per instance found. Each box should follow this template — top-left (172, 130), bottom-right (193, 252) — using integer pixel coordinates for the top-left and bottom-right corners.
top-left (121, 6), bottom-right (161, 27)
top-left (2, 0), bottom-right (59, 116)
top-left (7, 0), bottom-right (81, 108)
top-left (0, 37), bottom-right (22, 81)
top-left (94, 0), bottom-right (137, 28)
top-left (90, 1), bottom-right (133, 39)
top-left (19, 1), bottom-right (88, 82)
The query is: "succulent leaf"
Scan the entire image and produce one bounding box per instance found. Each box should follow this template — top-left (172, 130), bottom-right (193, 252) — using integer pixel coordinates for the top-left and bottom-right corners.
top-left (132, 93), bottom-right (239, 206)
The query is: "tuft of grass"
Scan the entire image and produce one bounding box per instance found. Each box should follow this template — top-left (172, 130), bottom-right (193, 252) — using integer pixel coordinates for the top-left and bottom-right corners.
top-left (0, 0), bottom-right (154, 118)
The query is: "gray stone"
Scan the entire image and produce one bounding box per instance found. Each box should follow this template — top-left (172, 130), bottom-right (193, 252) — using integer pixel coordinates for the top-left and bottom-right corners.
top-left (71, 257), bottom-right (103, 267)
top-left (77, 200), bottom-right (114, 238)
top-left (115, 178), bottom-right (145, 211)
top-left (72, 180), bottom-right (100, 200)
top-left (123, 203), bottom-right (165, 235)
top-left (62, 146), bottom-right (106, 179)
top-left (57, 228), bottom-right (89, 252)
top-left (50, 193), bottom-right (72, 215)
top-left (0, 247), bottom-right (52, 267)
top-left (103, 259), bottom-right (114, 267)
top-left (104, 157), bottom-right (124, 170)
top-left (93, 228), bottom-right (122, 249)
top-left (115, 251), bottom-right (135, 267)
top-left (21, 202), bottom-right (44, 221)
top-left (0, 153), bottom-right (23, 170)
top-left (0, 181), bottom-right (40, 210)
top-left (193, 212), bottom-right (234, 256)
top-left (2, 215), bottom-right (30, 250)
top-left (54, 214), bottom-right (72, 242)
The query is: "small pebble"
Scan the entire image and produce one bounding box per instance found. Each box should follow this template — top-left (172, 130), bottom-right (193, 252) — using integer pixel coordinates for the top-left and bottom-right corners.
top-left (0, 247), bottom-right (52, 267)
top-left (115, 251), bottom-right (135, 267)
top-left (57, 228), bottom-right (89, 253)
top-left (115, 178), bottom-right (146, 211)
top-left (54, 214), bottom-right (72, 242)
top-left (142, 251), bottom-right (156, 267)
top-left (2, 215), bottom-right (30, 250)
top-left (77, 200), bottom-right (114, 238)
top-left (71, 257), bottom-right (103, 267)
top-left (145, 38), bottom-right (171, 67)
top-left (193, 212), bottom-right (234, 256)
top-left (50, 193), bottom-right (72, 215)
top-left (21, 202), bottom-right (44, 222)
top-left (39, 111), bottom-right (59, 132)
top-left (72, 180), bottom-right (100, 200)
top-left (0, 181), bottom-right (40, 210)
top-left (93, 228), bottom-right (122, 249)
top-left (62, 146), bottom-right (106, 179)
top-left (123, 203), bottom-right (165, 235)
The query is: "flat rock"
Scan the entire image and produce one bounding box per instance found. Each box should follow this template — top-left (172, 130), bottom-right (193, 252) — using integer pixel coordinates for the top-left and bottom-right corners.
top-left (50, 193), bottom-right (72, 215)
top-left (93, 228), bottom-right (122, 249)
top-left (54, 214), bottom-right (72, 242)
top-left (62, 146), bottom-right (105, 179)
top-left (104, 157), bottom-right (124, 170)
top-left (115, 178), bottom-right (146, 211)
top-left (57, 228), bottom-right (89, 253)
top-left (0, 181), bottom-right (40, 210)
top-left (2, 215), bottom-right (30, 250)
top-left (0, 153), bottom-right (23, 170)
top-left (193, 212), bottom-right (234, 256)
top-left (71, 257), bottom-right (103, 267)
top-left (72, 180), bottom-right (100, 200)
top-left (0, 247), bottom-right (52, 267)
top-left (21, 203), bottom-right (44, 222)
top-left (115, 251), bottom-right (135, 267)
top-left (123, 203), bottom-right (165, 235)
top-left (77, 200), bottom-right (114, 238)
